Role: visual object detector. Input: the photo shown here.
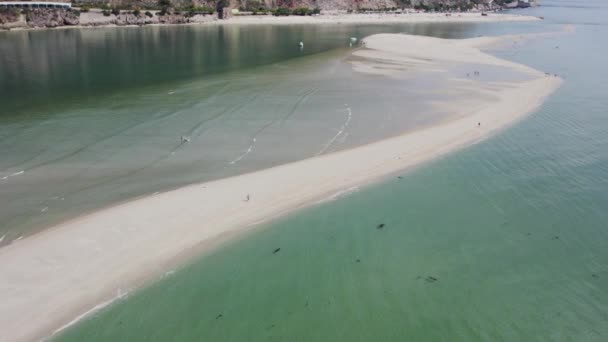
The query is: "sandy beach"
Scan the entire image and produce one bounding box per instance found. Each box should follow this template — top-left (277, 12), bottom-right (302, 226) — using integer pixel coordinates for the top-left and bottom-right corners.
top-left (220, 12), bottom-right (540, 25)
top-left (0, 33), bottom-right (561, 342)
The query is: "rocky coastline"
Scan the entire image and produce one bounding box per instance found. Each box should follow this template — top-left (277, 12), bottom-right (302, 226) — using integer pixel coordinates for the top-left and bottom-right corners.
top-left (0, 0), bottom-right (539, 31)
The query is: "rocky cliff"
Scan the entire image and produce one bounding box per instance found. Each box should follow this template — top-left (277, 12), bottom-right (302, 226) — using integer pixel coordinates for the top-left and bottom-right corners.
top-left (1, 8), bottom-right (79, 29)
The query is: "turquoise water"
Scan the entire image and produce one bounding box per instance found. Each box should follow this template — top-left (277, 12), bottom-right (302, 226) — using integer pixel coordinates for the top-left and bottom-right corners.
top-left (55, 1), bottom-right (608, 341)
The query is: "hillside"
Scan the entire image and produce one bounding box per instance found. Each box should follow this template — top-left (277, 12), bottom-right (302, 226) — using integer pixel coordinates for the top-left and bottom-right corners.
top-left (72, 0), bottom-right (517, 11)
top-left (1, 0), bottom-right (536, 30)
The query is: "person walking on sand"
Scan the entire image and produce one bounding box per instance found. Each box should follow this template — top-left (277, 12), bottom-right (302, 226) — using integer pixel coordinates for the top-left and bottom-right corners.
top-left (245, 194), bottom-right (250, 202)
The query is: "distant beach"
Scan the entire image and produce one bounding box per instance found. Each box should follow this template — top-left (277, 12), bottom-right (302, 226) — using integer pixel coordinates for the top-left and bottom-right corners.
top-left (220, 11), bottom-right (541, 25)
top-left (0, 32), bottom-right (561, 342)
top-left (2, 11), bottom-right (541, 32)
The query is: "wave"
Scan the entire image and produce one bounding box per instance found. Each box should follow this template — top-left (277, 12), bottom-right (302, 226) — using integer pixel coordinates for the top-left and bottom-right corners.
top-left (51, 289), bottom-right (130, 338)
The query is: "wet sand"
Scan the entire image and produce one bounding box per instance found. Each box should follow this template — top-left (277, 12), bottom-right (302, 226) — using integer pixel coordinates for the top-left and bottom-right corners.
top-left (0, 33), bottom-right (561, 342)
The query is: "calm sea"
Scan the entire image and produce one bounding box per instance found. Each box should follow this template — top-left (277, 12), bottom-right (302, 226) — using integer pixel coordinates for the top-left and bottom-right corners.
top-left (3, 0), bottom-right (608, 340)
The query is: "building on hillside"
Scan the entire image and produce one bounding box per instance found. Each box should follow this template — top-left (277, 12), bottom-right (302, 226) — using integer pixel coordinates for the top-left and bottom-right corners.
top-left (0, 0), bottom-right (71, 9)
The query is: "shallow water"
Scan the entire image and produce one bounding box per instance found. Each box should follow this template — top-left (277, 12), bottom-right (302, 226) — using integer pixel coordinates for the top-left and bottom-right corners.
top-left (53, 0), bottom-right (608, 341)
top-left (0, 22), bottom-right (534, 243)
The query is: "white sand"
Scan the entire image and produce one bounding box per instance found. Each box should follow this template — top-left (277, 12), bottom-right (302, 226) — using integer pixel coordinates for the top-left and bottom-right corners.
top-left (0, 33), bottom-right (561, 342)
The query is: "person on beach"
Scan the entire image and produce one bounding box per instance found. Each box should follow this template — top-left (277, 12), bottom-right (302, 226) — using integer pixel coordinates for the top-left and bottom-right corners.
top-left (245, 194), bottom-right (250, 202)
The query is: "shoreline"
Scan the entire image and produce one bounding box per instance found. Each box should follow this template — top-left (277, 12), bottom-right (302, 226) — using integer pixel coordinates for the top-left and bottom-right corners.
top-left (1, 11), bottom-right (540, 33)
top-left (0, 33), bottom-right (562, 342)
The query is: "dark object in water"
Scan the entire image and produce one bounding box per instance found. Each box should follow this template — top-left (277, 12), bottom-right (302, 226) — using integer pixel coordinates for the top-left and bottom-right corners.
top-left (216, 314), bottom-right (223, 320)
top-left (526, 232), bottom-right (532, 236)
top-left (398, 176), bottom-right (403, 179)
top-left (552, 236), bottom-right (560, 240)
top-left (273, 248), bottom-right (281, 254)
top-left (592, 274), bottom-right (598, 278)
top-left (356, 259), bottom-right (361, 263)
top-left (425, 276), bottom-right (438, 283)
top-left (377, 223), bottom-right (385, 229)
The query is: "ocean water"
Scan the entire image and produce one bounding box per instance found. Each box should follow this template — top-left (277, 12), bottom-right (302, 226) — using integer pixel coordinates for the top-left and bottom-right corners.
top-left (7, 0), bottom-right (608, 340)
top-left (0, 22), bottom-right (533, 243)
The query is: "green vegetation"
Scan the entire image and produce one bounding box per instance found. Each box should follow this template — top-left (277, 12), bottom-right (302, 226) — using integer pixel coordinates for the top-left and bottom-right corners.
top-left (272, 7), bottom-right (320, 16)
top-left (292, 7), bottom-right (310, 16)
top-left (250, 9), bottom-right (270, 15)
top-left (132, 8), bottom-right (141, 16)
top-left (182, 6), bottom-right (215, 17)
top-left (272, 7), bottom-right (291, 16)
top-left (102, 9), bottom-right (110, 16)
top-left (79, 5), bottom-right (90, 12)
top-left (412, 0), bottom-right (477, 12)
top-left (111, 7), bottom-right (120, 16)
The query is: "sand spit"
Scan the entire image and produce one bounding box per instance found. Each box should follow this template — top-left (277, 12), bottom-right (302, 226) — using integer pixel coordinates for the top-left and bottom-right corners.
top-left (0, 33), bottom-right (561, 342)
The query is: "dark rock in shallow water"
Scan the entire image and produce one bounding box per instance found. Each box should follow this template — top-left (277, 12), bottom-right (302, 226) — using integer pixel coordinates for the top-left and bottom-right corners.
top-left (356, 259), bottom-right (361, 263)
top-left (377, 223), bottom-right (385, 229)
top-left (273, 248), bottom-right (281, 254)
top-left (216, 314), bottom-right (223, 320)
top-left (592, 274), bottom-right (598, 278)
top-left (425, 276), bottom-right (438, 283)
top-left (552, 236), bottom-right (560, 240)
